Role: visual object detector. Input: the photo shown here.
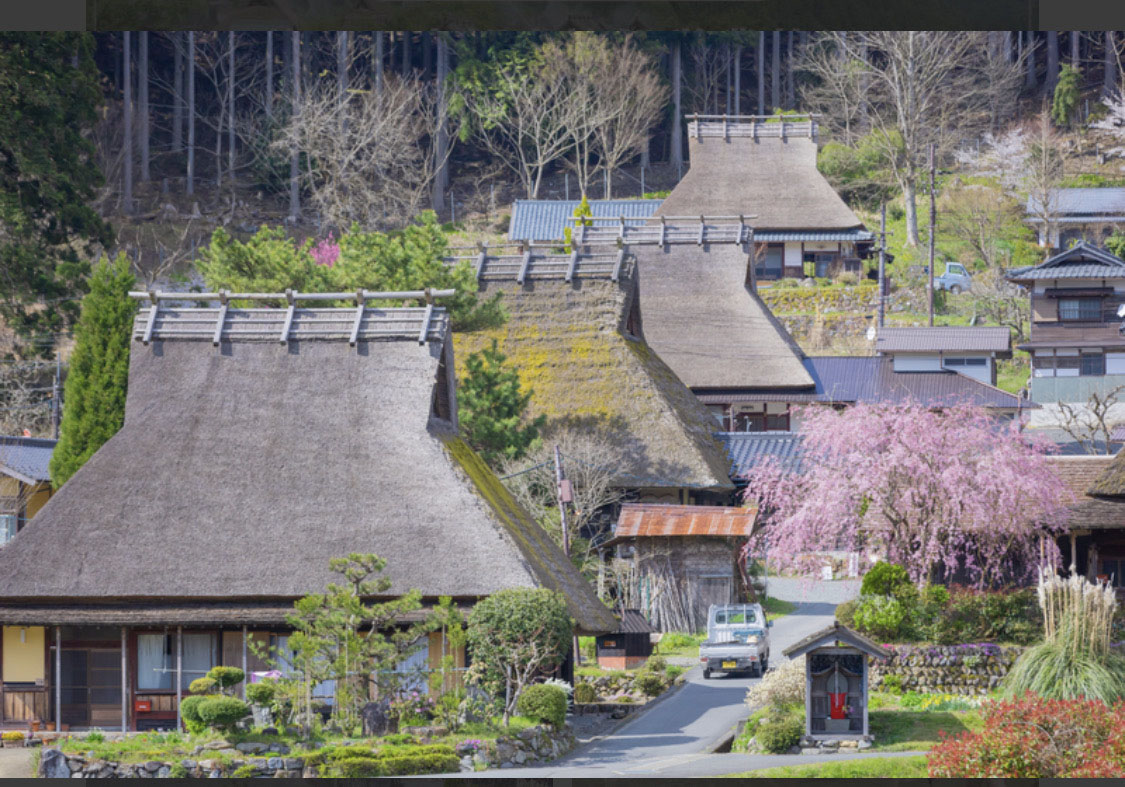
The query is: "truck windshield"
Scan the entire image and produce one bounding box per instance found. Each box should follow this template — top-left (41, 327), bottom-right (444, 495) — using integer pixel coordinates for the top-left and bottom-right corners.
top-left (713, 608), bottom-right (761, 625)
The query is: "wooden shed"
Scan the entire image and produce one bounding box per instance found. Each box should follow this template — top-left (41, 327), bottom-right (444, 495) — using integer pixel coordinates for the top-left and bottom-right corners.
top-left (595, 610), bottom-right (654, 670)
top-left (782, 622), bottom-right (888, 741)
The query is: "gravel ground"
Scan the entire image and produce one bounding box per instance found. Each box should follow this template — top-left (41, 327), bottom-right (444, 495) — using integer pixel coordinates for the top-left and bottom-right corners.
top-left (766, 577), bottom-right (861, 606)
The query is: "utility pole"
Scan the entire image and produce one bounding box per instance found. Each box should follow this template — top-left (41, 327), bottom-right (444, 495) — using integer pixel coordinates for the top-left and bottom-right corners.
top-left (928, 142), bottom-right (936, 328)
top-left (52, 357), bottom-right (61, 440)
top-left (554, 445), bottom-right (580, 676)
top-left (877, 202), bottom-right (893, 329)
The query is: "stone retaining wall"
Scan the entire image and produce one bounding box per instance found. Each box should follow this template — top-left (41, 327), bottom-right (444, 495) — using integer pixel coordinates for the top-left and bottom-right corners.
top-left (869, 644), bottom-right (1024, 695)
top-left (468, 725), bottom-right (575, 770)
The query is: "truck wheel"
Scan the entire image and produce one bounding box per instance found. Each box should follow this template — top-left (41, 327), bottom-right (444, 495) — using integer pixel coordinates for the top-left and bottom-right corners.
top-left (703, 668), bottom-right (711, 680)
top-left (761, 656), bottom-right (769, 672)
top-left (949, 285), bottom-right (962, 295)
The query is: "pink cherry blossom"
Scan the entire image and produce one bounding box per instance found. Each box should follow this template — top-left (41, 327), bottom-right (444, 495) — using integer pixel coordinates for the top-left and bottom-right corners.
top-left (742, 402), bottom-right (1074, 589)
top-left (311, 233), bottom-right (340, 268)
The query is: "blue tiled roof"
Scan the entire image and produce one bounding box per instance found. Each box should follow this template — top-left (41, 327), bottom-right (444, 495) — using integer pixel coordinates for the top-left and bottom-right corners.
top-left (751, 229), bottom-right (875, 242)
top-left (508, 199), bottom-right (664, 241)
top-left (0, 436), bottom-right (55, 484)
top-left (1027, 188), bottom-right (1125, 216)
top-left (718, 432), bottom-right (806, 480)
top-left (1006, 240), bottom-right (1125, 281)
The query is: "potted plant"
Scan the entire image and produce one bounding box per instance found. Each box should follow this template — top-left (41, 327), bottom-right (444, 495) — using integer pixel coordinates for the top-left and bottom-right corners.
top-left (29, 720), bottom-right (40, 733)
top-left (1, 731), bottom-right (26, 748)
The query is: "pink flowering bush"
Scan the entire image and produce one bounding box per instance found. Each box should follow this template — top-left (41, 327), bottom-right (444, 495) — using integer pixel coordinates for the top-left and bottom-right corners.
top-left (311, 233), bottom-right (341, 268)
top-left (744, 403), bottom-right (1073, 589)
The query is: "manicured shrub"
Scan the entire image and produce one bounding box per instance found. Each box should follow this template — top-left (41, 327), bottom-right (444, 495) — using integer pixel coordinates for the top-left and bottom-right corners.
top-left (188, 677), bottom-right (217, 695)
top-left (245, 680), bottom-right (276, 706)
top-left (634, 671), bottom-right (664, 697)
top-left (516, 684), bottom-right (567, 727)
top-left (932, 586), bottom-right (1040, 645)
top-left (205, 666), bottom-right (245, 693)
top-left (574, 682), bottom-right (597, 704)
top-left (666, 665), bottom-right (685, 680)
top-left (333, 750), bottom-right (460, 777)
top-left (927, 694), bottom-right (1125, 777)
top-left (756, 715), bottom-right (804, 754)
top-left (643, 655), bottom-right (667, 673)
top-left (853, 595), bottom-right (908, 641)
top-left (861, 562), bottom-right (912, 597)
top-left (835, 599), bottom-right (858, 628)
top-left (196, 695), bottom-right (250, 731)
top-left (179, 695), bottom-right (208, 735)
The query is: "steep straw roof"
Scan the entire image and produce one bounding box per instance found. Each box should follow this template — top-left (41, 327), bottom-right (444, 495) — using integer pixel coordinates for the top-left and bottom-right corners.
top-left (451, 254), bottom-right (733, 491)
top-left (655, 129), bottom-right (863, 231)
top-left (1085, 449), bottom-right (1125, 499)
top-left (1046, 455), bottom-right (1125, 531)
top-left (629, 244), bottom-right (814, 390)
top-left (0, 309), bottom-right (615, 634)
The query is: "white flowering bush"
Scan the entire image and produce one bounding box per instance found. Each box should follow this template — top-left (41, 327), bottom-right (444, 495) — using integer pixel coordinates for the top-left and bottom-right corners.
top-left (745, 656), bottom-right (805, 710)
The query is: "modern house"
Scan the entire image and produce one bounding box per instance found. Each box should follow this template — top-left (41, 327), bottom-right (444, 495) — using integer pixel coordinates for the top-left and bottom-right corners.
top-left (508, 199), bottom-right (663, 243)
top-left (874, 326), bottom-right (1012, 386)
top-left (654, 115), bottom-right (874, 280)
top-left (1027, 188), bottom-right (1125, 249)
top-left (0, 291), bottom-right (614, 732)
top-left (1007, 241), bottom-right (1125, 404)
top-left (0, 436), bottom-right (54, 546)
top-left (446, 244), bottom-right (735, 505)
top-left (600, 503), bottom-right (758, 632)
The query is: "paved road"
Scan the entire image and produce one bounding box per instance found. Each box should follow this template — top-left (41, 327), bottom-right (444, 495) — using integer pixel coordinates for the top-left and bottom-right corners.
top-left (470, 598), bottom-right (844, 778)
top-left (0, 747), bottom-right (32, 779)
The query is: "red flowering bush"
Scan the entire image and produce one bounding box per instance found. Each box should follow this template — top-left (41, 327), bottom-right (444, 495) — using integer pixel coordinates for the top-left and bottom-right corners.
top-left (927, 693), bottom-right (1125, 777)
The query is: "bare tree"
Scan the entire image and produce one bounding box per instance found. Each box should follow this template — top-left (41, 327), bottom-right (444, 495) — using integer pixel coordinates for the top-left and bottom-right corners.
top-left (685, 35), bottom-right (728, 117)
top-left (123, 31), bottom-right (133, 215)
top-left (0, 363), bottom-right (54, 438)
top-left (1026, 110), bottom-right (1067, 249)
top-left (756, 31), bottom-right (764, 113)
top-left (797, 33), bottom-right (867, 145)
top-left (939, 179), bottom-right (1030, 270)
top-left (1105, 31), bottom-right (1118, 98)
top-left (172, 32), bottom-right (183, 152)
top-left (123, 220), bottom-right (199, 290)
top-left (187, 30), bottom-right (195, 196)
top-left (969, 268), bottom-right (1031, 342)
top-left (500, 428), bottom-right (628, 578)
top-left (138, 31), bottom-right (150, 182)
top-left (288, 30), bottom-right (299, 220)
top-left (810, 32), bottom-right (1022, 246)
top-left (265, 31), bottom-right (273, 119)
top-left (1057, 385), bottom-right (1125, 455)
top-left (771, 30), bottom-right (780, 110)
top-left (671, 40), bottom-right (683, 174)
top-left (276, 73), bottom-right (459, 230)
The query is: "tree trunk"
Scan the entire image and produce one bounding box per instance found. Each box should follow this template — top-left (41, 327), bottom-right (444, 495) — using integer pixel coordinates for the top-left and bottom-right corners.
top-left (228, 31), bottom-right (236, 184)
top-left (186, 31), bottom-right (195, 196)
top-left (1026, 32), bottom-right (1037, 91)
top-left (1046, 31), bottom-right (1059, 97)
top-left (734, 45), bottom-right (741, 115)
top-left (401, 31), bottom-right (410, 74)
top-left (903, 177), bottom-right (920, 246)
top-left (265, 31), bottom-right (273, 119)
top-left (1105, 31), bottom-right (1117, 97)
top-left (757, 31), bottom-right (765, 113)
top-left (771, 31), bottom-right (780, 111)
top-left (671, 41), bottom-right (682, 176)
top-left (289, 30), bottom-right (300, 220)
top-left (421, 31), bottom-right (432, 78)
top-left (123, 31), bottom-right (133, 214)
top-left (1071, 30), bottom-right (1080, 70)
top-left (337, 30), bottom-right (348, 104)
top-left (1005, 31), bottom-right (1015, 62)
top-left (724, 43), bottom-right (732, 115)
top-left (373, 31), bottom-right (384, 93)
top-left (432, 35), bottom-right (447, 213)
top-left (172, 34), bottom-right (183, 152)
top-left (138, 31), bottom-right (149, 182)
top-left (785, 31), bottom-right (794, 110)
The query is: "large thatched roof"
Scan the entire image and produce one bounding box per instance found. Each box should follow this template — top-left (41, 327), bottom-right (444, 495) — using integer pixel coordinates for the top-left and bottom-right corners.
top-left (1085, 449), bottom-right (1125, 499)
top-left (655, 122), bottom-right (863, 231)
top-left (451, 253), bottom-right (734, 492)
top-left (629, 243), bottom-right (814, 390)
top-left (0, 306), bottom-right (615, 634)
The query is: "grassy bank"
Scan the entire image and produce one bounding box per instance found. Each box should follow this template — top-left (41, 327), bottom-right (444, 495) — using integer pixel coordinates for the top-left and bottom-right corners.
top-left (730, 755), bottom-right (929, 778)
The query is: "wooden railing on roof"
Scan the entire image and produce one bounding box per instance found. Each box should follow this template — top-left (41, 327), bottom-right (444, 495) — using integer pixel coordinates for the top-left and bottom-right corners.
top-left (563, 215), bottom-right (756, 246)
top-left (685, 113), bottom-right (819, 141)
top-left (128, 289), bottom-right (455, 347)
top-left (442, 244), bottom-right (630, 283)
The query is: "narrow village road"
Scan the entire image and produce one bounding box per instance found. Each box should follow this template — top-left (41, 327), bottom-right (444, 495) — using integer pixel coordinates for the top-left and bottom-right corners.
top-left (473, 583), bottom-right (861, 778)
top-left (0, 747), bottom-right (32, 779)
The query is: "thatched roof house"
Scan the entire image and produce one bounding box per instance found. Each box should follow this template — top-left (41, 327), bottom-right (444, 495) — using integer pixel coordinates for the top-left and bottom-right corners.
top-left (448, 246), bottom-right (734, 500)
top-left (0, 292), bottom-right (614, 731)
top-left (1047, 454), bottom-right (1125, 593)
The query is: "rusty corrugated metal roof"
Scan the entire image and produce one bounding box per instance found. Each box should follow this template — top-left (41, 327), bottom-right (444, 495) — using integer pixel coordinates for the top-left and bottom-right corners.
top-left (610, 503), bottom-right (757, 543)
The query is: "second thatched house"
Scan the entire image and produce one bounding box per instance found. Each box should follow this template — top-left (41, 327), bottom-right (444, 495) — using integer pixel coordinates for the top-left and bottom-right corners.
top-left (0, 291), bottom-right (614, 733)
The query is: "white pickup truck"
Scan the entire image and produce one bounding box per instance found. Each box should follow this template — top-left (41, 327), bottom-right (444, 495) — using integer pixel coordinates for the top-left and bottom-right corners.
top-left (699, 603), bottom-right (772, 679)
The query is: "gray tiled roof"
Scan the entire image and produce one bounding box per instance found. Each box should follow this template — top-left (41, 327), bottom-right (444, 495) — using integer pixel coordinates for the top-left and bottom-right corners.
top-left (1006, 241), bottom-right (1125, 282)
top-left (696, 356), bottom-right (1030, 411)
top-left (876, 326), bottom-right (1011, 354)
top-left (1027, 188), bottom-right (1125, 217)
top-left (752, 229), bottom-right (875, 242)
top-left (0, 436), bottom-right (55, 484)
top-left (718, 432), bottom-right (806, 479)
top-left (508, 199), bottom-right (663, 241)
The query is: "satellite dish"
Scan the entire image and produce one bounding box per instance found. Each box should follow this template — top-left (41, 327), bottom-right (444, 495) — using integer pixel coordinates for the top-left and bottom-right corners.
top-left (866, 325), bottom-right (877, 342)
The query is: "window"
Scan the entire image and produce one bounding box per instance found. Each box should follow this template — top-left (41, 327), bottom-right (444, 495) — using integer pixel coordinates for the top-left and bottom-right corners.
top-left (943, 357), bottom-right (987, 368)
top-left (1058, 297), bottom-right (1102, 321)
top-left (0, 514), bottom-right (15, 546)
top-left (137, 632), bottom-right (216, 690)
top-left (766, 412), bottom-right (790, 431)
top-left (1099, 558), bottom-right (1124, 588)
top-left (1081, 353), bottom-right (1106, 376)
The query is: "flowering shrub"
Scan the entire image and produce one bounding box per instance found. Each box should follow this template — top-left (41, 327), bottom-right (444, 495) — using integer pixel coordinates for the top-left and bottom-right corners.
top-left (392, 690), bottom-right (436, 725)
top-left (311, 233), bottom-right (340, 268)
top-left (927, 694), bottom-right (1125, 777)
top-left (455, 739), bottom-right (484, 756)
top-left (1, 731), bottom-right (25, 742)
top-left (745, 657), bottom-right (805, 710)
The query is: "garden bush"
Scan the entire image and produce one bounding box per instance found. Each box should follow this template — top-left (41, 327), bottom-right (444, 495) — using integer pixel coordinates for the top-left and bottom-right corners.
top-left (188, 677), bottom-right (217, 695)
top-left (196, 695), bottom-right (250, 731)
top-left (853, 595), bottom-right (909, 640)
top-left (745, 657), bottom-right (805, 710)
top-left (861, 562), bottom-right (912, 597)
top-left (927, 694), bottom-right (1125, 777)
top-left (932, 586), bottom-right (1040, 645)
top-left (756, 715), bottom-right (804, 753)
top-left (245, 680), bottom-right (276, 706)
top-left (634, 671), bottom-right (665, 697)
top-left (179, 695), bottom-right (208, 735)
top-left (205, 666), bottom-right (245, 693)
top-left (835, 598), bottom-right (858, 628)
top-left (517, 684), bottom-right (567, 727)
top-left (657, 632), bottom-right (699, 652)
top-left (644, 655), bottom-right (667, 673)
top-left (332, 749), bottom-right (460, 777)
top-left (666, 665), bottom-right (684, 680)
top-left (574, 683), bottom-right (597, 704)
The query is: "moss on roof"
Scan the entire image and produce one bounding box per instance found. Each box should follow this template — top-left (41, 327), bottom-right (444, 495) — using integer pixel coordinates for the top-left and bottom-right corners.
top-left (1087, 449), bottom-right (1125, 498)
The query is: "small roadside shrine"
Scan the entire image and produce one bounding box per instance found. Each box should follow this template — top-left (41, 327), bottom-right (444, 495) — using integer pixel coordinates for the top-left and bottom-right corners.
top-left (782, 621), bottom-right (888, 742)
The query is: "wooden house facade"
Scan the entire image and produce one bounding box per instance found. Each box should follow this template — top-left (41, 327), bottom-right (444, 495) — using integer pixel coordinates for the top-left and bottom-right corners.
top-left (0, 436), bottom-right (55, 546)
top-left (0, 292), bottom-right (614, 732)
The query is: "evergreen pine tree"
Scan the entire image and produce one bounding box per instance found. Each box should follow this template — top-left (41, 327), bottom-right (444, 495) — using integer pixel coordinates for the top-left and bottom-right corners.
top-left (458, 339), bottom-right (545, 465)
top-left (49, 255), bottom-right (137, 488)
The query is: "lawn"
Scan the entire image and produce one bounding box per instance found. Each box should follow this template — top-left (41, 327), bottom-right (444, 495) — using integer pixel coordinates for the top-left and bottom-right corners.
top-left (868, 709), bottom-right (982, 752)
top-left (729, 755), bottom-right (929, 778)
top-left (761, 597), bottom-right (796, 622)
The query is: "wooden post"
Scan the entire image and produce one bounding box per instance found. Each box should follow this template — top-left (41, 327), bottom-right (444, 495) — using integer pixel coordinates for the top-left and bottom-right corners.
top-left (175, 627), bottom-right (182, 730)
top-left (928, 142), bottom-right (936, 327)
top-left (1070, 531), bottom-right (1078, 572)
top-left (121, 628), bottom-right (128, 732)
top-left (861, 655), bottom-right (869, 738)
top-left (242, 626), bottom-right (248, 700)
top-left (878, 202), bottom-right (887, 328)
top-left (54, 627), bottom-right (61, 733)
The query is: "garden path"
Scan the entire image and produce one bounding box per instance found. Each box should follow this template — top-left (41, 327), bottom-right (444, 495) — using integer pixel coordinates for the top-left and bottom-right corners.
top-left (0, 747), bottom-right (32, 778)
